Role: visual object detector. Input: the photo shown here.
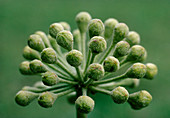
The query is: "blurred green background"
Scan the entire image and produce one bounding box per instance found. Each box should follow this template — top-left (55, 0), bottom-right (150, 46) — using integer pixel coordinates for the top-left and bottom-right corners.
top-left (0, 0), bottom-right (170, 118)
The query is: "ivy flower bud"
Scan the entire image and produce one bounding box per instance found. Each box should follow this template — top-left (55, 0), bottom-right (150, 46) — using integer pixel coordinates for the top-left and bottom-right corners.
top-left (41, 48), bottom-right (57, 64)
top-left (28, 34), bottom-right (45, 52)
top-left (128, 90), bottom-right (152, 110)
top-left (76, 12), bottom-right (92, 33)
top-left (59, 22), bottom-right (71, 31)
top-left (125, 31), bottom-right (140, 46)
top-left (15, 91), bottom-right (38, 106)
top-left (23, 46), bottom-right (41, 60)
top-left (67, 92), bottom-right (77, 104)
top-left (38, 92), bottom-right (57, 108)
top-left (113, 41), bottom-right (130, 58)
top-left (19, 61), bottom-right (34, 75)
top-left (66, 50), bottom-right (83, 67)
top-left (110, 86), bottom-right (129, 104)
top-left (103, 56), bottom-right (119, 72)
top-left (87, 63), bottom-right (104, 81)
top-left (88, 19), bottom-right (105, 38)
top-left (56, 30), bottom-right (73, 51)
top-left (144, 63), bottom-right (158, 80)
top-left (89, 36), bottom-right (107, 54)
top-left (113, 23), bottom-right (129, 43)
top-left (42, 72), bottom-right (59, 86)
top-left (126, 63), bottom-right (147, 78)
top-left (104, 18), bottom-right (119, 39)
top-left (30, 59), bottom-right (47, 73)
top-left (49, 23), bottom-right (64, 38)
top-left (75, 96), bottom-right (95, 114)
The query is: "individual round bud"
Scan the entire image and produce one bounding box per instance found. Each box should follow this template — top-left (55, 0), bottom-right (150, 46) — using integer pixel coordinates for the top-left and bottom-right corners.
top-left (59, 22), bottom-right (71, 31)
top-left (113, 41), bottom-right (130, 57)
top-left (42, 71), bottom-right (59, 86)
top-left (15, 91), bottom-right (38, 106)
top-left (66, 50), bottom-right (83, 67)
top-left (38, 92), bottom-right (57, 108)
top-left (128, 90), bottom-right (152, 110)
top-left (110, 86), bottom-right (129, 104)
top-left (23, 46), bottom-right (41, 60)
top-left (87, 63), bottom-right (104, 81)
top-left (104, 18), bottom-right (119, 39)
top-left (56, 30), bottom-right (73, 51)
top-left (89, 36), bottom-right (107, 54)
top-left (126, 45), bottom-right (147, 62)
top-left (103, 56), bottom-right (119, 72)
top-left (19, 61), bottom-right (34, 75)
top-left (76, 12), bottom-right (92, 33)
top-left (67, 92), bottom-right (77, 104)
top-left (28, 34), bottom-right (45, 52)
top-left (125, 31), bottom-right (140, 46)
top-left (113, 23), bottom-right (129, 43)
top-left (29, 59), bottom-right (47, 73)
top-left (88, 19), bottom-right (105, 38)
top-left (49, 23), bottom-right (64, 38)
top-left (144, 63), bottom-right (158, 80)
top-left (126, 63), bottom-right (147, 78)
top-left (41, 48), bottom-right (57, 64)
top-left (75, 96), bottom-right (94, 114)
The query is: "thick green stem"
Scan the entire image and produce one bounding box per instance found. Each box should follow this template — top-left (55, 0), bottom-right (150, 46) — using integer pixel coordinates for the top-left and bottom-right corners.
top-left (84, 50), bottom-right (92, 75)
top-left (80, 32), bottom-right (86, 69)
top-left (75, 67), bottom-right (83, 83)
top-left (84, 79), bottom-right (93, 87)
top-left (57, 88), bottom-right (75, 97)
top-left (89, 53), bottom-right (96, 64)
top-left (90, 86), bottom-right (111, 95)
top-left (77, 111), bottom-right (87, 118)
top-left (59, 78), bottom-right (78, 85)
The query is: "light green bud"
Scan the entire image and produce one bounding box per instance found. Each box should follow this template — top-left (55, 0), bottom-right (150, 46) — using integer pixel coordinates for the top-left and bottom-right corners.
top-left (103, 56), bottom-right (119, 72)
top-left (42, 72), bottom-right (59, 86)
top-left (75, 96), bottom-right (95, 114)
top-left (41, 48), bottom-right (57, 64)
top-left (87, 63), bottom-right (104, 81)
top-left (128, 90), bottom-right (152, 110)
top-left (89, 36), bottom-right (107, 54)
top-left (67, 92), bottom-right (77, 104)
top-left (126, 63), bottom-right (147, 78)
top-left (110, 86), bottom-right (129, 104)
top-left (49, 23), bottom-right (64, 38)
top-left (59, 22), bottom-right (71, 31)
top-left (28, 34), bottom-right (45, 52)
top-left (104, 18), bottom-right (119, 39)
top-left (30, 59), bottom-right (47, 73)
top-left (125, 31), bottom-right (140, 46)
top-left (23, 46), bottom-right (40, 60)
top-left (66, 50), bottom-right (83, 67)
top-left (19, 61), bottom-right (34, 75)
top-left (76, 12), bottom-right (92, 33)
top-left (15, 91), bottom-right (38, 106)
top-left (144, 63), bottom-right (158, 80)
top-left (56, 30), bottom-right (73, 51)
top-left (38, 92), bottom-right (57, 108)
top-left (88, 19), bottom-right (105, 38)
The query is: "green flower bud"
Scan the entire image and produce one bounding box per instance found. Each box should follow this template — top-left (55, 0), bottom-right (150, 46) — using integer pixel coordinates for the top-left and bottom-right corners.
top-left (38, 92), bottom-right (57, 108)
top-left (41, 48), bottom-right (57, 64)
top-left (59, 22), bottom-right (71, 31)
top-left (42, 72), bottom-right (59, 86)
top-left (76, 12), bottom-right (92, 33)
top-left (144, 63), bottom-right (158, 80)
top-left (15, 91), bottom-right (38, 106)
top-left (126, 63), bottom-right (147, 78)
top-left (126, 45), bottom-right (147, 62)
top-left (19, 61), bottom-right (34, 75)
top-left (128, 90), bottom-right (152, 110)
top-left (110, 86), bottom-right (129, 104)
top-left (66, 50), bottom-right (83, 67)
top-left (23, 46), bottom-right (41, 60)
top-left (88, 19), bottom-right (105, 38)
top-left (113, 23), bottom-right (129, 43)
top-left (30, 59), bottom-right (47, 73)
top-left (56, 30), bottom-right (73, 51)
top-left (103, 56), bottom-right (119, 72)
top-left (87, 63), bottom-right (104, 81)
top-left (113, 41), bottom-right (130, 57)
top-left (125, 31), bottom-right (140, 46)
top-left (104, 18), bottom-right (119, 39)
top-left (67, 92), bottom-right (77, 104)
top-left (89, 36), bottom-right (107, 54)
top-left (75, 96), bottom-right (94, 114)
top-left (49, 23), bottom-right (64, 38)
top-left (28, 34), bottom-right (45, 52)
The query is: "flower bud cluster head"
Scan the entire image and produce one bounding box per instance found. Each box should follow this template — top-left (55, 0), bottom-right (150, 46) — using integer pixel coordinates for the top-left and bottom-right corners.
top-left (103, 56), bottom-right (119, 72)
top-left (114, 41), bottom-right (130, 57)
top-left (125, 31), bottom-right (140, 46)
top-left (42, 71), bottom-right (59, 86)
top-left (49, 23), bottom-right (64, 38)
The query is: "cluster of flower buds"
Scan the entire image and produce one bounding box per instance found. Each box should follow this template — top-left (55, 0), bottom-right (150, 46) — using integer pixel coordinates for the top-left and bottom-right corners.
top-left (16, 11), bottom-right (158, 117)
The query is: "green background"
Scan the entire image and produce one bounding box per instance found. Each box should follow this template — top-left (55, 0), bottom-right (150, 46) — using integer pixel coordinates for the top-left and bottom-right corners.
top-left (0, 0), bottom-right (170, 118)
